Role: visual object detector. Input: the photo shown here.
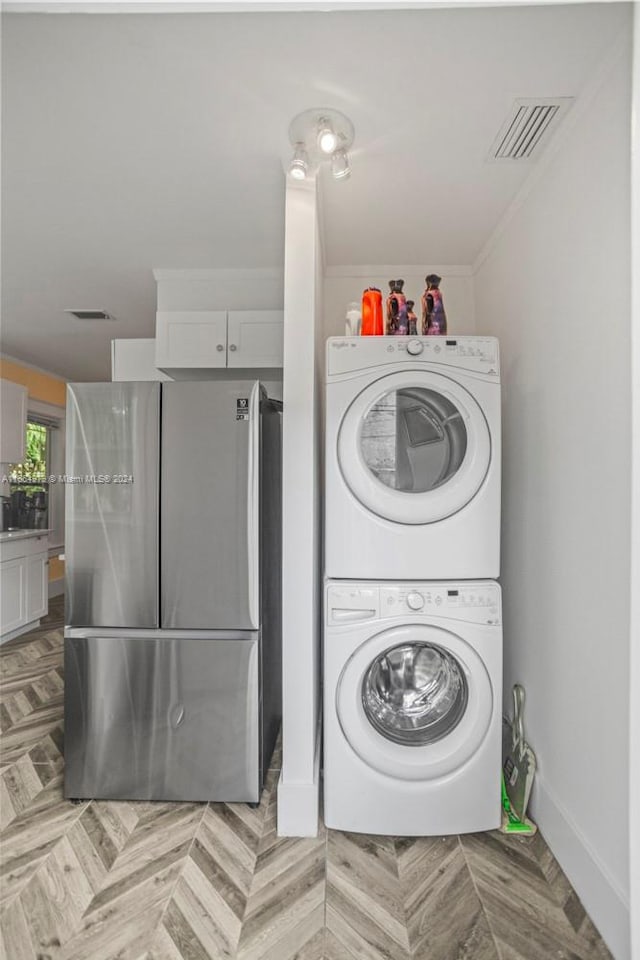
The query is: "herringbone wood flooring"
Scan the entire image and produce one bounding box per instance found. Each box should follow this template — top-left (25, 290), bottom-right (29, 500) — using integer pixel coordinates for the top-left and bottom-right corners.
top-left (0, 599), bottom-right (612, 959)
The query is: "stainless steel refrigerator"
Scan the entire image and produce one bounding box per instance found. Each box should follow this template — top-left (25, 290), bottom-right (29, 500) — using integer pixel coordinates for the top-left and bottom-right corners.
top-left (63, 380), bottom-right (281, 802)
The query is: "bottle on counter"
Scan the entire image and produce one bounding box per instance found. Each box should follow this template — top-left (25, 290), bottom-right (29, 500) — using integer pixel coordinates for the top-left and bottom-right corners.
top-left (422, 274), bottom-right (448, 335)
top-left (407, 301), bottom-right (418, 336)
top-left (361, 287), bottom-right (384, 336)
top-left (345, 302), bottom-right (362, 336)
top-left (386, 279), bottom-right (408, 335)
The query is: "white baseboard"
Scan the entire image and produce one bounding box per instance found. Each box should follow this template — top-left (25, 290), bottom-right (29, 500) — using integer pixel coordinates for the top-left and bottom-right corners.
top-left (531, 776), bottom-right (630, 960)
top-left (277, 726), bottom-right (321, 837)
top-left (48, 578), bottom-right (64, 599)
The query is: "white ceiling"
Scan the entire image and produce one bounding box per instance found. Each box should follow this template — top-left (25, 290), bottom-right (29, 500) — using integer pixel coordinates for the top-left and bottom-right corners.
top-left (1, 4), bottom-right (630, 380)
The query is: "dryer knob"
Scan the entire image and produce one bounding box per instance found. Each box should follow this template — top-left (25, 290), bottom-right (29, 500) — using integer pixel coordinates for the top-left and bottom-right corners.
top-left (406, 591), bottom-right (425, 610)
top-left (407, 339), bottom-right (424, 356)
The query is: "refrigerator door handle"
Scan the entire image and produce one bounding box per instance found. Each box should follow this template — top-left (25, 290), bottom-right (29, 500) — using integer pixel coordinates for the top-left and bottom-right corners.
top-left (247, 381), bottom-right (261, 629)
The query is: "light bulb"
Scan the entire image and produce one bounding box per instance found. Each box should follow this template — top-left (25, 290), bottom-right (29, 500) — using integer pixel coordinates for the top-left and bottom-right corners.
top-left (317, 118), bottom-right (338, 155)
top-left (289, 143), bottom-right (309, 180)
top-left (331, 148), bottom-right (351, 180)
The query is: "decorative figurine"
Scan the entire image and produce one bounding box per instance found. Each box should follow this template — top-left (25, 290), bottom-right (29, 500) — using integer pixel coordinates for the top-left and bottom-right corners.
top-left (422, 274), bottom-right (448, 335)
top-left (406, 301), bottom-right (418, 336)
top-left (361, 287), bottom-right (384, 336)
top-left (386, 279), bottom-right (408, 335)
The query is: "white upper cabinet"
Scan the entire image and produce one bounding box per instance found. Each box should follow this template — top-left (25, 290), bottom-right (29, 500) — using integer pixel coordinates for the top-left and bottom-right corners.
top-left (156, 311), bottom-right (228, 370)
top-left (0, 379), bottom-right (28, 463)
top-left (112, 338), bottom-right (173, 381)
top-left (227, 311), bottom-right (284, 368)
top-left (155, 310), bottom-right (283, 373)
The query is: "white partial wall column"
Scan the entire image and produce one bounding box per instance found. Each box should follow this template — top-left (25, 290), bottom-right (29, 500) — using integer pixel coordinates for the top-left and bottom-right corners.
top-left (278, 175), bottom-right (323, 836)
top-left (472, 28), bottom-right (632, 960)
top-left (629, 6), bottom-right (640, 959)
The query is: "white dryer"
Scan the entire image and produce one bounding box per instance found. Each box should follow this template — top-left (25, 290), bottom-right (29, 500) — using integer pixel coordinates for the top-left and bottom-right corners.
top-left (324, 580), bottom-right (502, 835)
top-left (325, 336), bottom-right (501, 580)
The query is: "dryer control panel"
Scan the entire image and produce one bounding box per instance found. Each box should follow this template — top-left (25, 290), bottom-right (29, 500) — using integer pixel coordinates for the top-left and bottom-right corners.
top-left (327, 581), bottom-right (501, 626)
top-left (327, 336), bottom-right (500, 378)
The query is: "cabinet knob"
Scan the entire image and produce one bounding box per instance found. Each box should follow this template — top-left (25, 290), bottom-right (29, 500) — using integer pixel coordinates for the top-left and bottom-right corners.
top-left (229, 344), bottom-right (237, 352)
top-left (216, 344), bottom-right (224, 352)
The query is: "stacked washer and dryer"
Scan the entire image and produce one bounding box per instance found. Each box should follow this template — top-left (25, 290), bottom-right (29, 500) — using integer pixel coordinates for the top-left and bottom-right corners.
top-left (324, 335), bottom-right (502, 835)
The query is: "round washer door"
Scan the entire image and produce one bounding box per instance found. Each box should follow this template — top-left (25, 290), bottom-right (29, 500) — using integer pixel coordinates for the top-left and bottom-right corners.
top-left (337, 370), bottom-right (491, 524)
top-left (336, 624), bottom-right (493, 781)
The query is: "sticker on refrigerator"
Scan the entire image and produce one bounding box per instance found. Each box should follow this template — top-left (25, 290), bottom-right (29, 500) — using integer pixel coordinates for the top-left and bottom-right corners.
top-left (236, 398), bottom-right (250, 421)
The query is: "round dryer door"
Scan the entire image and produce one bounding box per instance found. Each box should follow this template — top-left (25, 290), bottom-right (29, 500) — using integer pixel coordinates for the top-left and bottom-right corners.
top-left (337, 370), bottom-right (491, 524)
top-left (336, 624), bottom-right (494, 781)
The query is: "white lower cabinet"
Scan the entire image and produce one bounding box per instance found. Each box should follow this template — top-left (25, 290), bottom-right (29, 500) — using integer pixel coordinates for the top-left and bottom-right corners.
top-left (0, 535), bottom-right (49, 641)
top-left (26, 552), bottom-right (48, 622)
top-left (0, 558), bottom-right (26, 634)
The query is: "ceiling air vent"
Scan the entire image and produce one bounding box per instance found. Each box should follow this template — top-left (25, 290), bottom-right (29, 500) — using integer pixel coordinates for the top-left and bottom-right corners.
top-left (65, 309), bottom-right (116, 321)
top-left (488, 98), bottom-right (573, 161)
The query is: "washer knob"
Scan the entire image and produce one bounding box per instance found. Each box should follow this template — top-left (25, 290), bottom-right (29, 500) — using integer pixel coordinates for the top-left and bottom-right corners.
top-left (406, 591), bottom-right (425, 610)
top-left (406, 339), bottom-right (424, 356)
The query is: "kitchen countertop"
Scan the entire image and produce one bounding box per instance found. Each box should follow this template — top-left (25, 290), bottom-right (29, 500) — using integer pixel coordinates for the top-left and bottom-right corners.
top-left (0, 529), bottom-right (51, 543)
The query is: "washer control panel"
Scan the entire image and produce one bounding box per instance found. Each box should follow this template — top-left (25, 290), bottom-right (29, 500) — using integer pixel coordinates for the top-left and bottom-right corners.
top-left (327, 582), bottom-right (501, 625)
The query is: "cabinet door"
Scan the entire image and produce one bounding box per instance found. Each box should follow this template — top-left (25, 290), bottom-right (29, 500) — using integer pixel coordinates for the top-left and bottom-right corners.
top-left (0, 558), bottom-right (26, 634)
top-left (112, 339), bottom-right (172, 381)
top-left (227, 311), bottom-right (284, 368)
top-left (155, 311), bottom-right (227, 369)
top-left (26, 552), bottom-right (48, 623)
top-left (0, 379), bottom-right (28, 462)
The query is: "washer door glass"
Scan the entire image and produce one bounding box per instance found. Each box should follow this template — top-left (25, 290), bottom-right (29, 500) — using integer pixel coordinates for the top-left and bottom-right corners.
top-left (362, 642), bottom-right (468, 745)
top-left (361, 387), bottom-right (467, 493)
top-left (337, 370), bottom-right (491, 525)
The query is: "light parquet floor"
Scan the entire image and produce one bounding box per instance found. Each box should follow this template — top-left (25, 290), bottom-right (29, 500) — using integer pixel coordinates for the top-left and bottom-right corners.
top-left (0, 599), bottom-right (613, 960)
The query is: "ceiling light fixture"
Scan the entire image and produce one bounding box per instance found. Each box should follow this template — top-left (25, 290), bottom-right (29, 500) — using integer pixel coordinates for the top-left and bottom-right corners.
top-left (287, 107), bottom-right (355, 183)
top-left (289, 142), bottom-right (309, 180)
top-left (331, 148), bottom-right (351, 181)
top-left (317, 118), bottom-right (338, 155)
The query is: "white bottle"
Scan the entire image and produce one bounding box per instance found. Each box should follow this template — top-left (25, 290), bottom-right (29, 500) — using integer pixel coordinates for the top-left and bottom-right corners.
top-left (345, 302), bottom-right (361, 336)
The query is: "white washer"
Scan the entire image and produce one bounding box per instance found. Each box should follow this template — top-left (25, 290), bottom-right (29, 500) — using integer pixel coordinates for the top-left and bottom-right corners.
top-left (324, 580), bottom-right (502, 835)
top-left (325, 336), bottom-right (501, 580)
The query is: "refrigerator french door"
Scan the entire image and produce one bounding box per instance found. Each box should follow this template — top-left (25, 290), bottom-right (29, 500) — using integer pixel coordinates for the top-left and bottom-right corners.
top-left (64, 380), bottom-right (281, 802)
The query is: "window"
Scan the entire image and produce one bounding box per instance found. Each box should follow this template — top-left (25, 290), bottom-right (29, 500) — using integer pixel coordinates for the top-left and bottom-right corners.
top-left (8, 421), bottom-right (51, 529)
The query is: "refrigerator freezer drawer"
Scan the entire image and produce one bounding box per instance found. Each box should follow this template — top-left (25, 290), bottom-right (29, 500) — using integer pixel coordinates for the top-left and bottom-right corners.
top-left (64, 633), bottom-right (260, 802)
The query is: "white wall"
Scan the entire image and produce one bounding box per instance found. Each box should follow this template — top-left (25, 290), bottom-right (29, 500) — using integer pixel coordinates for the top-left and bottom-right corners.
top-left (323, 265), bottom-right (475, 340)
top-left (278, 177), bottom-right (323, 836)
top-left (473, 35), bottom-right (632, 960)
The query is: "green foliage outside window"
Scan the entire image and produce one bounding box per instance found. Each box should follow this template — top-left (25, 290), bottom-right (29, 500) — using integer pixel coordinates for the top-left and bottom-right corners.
top-left (9, 423), bottom-right (48, 483)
